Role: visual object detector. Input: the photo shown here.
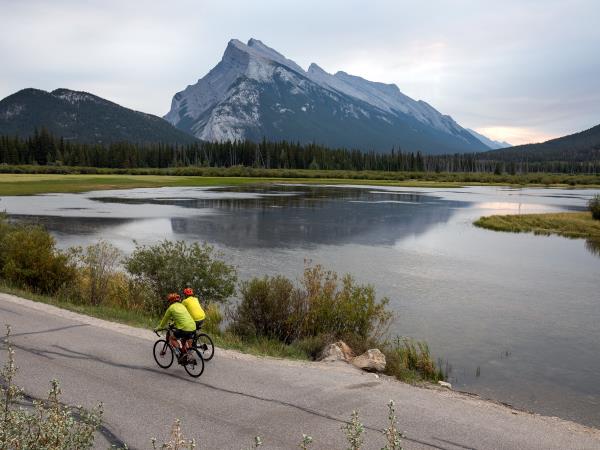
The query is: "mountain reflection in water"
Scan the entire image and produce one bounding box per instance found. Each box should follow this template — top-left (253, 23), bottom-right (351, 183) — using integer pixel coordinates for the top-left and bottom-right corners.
top-left (14, 186), bottom-right (468, 249)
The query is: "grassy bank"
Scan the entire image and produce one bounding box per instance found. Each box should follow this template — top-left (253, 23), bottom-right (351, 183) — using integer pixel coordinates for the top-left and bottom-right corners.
top-left (1, 165), bottom-right (599, 195)
top-left (474, 211), bottom-right (600, 254)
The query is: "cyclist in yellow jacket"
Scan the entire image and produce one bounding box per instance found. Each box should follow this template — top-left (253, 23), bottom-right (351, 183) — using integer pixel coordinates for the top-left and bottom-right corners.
top-left (182, 287), bottom-right (206, 330)
top-left (155, 293), bottom-right (196, 363)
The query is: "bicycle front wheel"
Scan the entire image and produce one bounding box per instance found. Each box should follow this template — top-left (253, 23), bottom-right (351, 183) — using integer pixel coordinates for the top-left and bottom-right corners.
top-left (153, 339), bottom-right (174, 369)
top-left (183, 349), bottom-right (205, 378)
top-left (195, 333), bottom-right (215, 361)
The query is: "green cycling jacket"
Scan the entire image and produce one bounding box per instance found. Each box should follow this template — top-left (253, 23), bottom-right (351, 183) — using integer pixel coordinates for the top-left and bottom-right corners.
top-left (157, 302), bottom-right (196, 332)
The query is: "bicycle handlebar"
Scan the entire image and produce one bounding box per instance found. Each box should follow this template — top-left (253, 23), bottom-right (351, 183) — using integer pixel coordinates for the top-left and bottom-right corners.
top-left (154, 326), bottom-right (174, 337)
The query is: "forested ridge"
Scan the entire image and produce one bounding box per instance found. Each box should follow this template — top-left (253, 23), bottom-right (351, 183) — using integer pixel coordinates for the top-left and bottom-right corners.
top-left (1, 128), bottom-right (599, 174)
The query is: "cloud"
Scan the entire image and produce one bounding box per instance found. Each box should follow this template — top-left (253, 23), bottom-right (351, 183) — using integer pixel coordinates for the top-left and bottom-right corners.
top-left (1, 0), bottom-right (599, 145)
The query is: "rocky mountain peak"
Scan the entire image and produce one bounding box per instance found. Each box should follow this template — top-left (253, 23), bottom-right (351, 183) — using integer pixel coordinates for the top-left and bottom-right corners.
top-left (164, 38), bottom-right (492, 153)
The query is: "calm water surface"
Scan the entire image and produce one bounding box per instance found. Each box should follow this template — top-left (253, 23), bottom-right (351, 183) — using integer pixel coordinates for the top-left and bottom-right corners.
top-left (2, 185), bottom-right (599, 426)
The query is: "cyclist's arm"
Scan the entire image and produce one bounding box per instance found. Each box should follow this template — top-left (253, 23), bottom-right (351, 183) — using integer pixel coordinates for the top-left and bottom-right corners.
top-left (156, 307), bottom-right (172, 330)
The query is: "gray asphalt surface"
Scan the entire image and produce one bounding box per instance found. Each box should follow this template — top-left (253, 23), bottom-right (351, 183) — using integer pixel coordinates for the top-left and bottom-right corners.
top-left (1, 293), bottom-right (599, 450)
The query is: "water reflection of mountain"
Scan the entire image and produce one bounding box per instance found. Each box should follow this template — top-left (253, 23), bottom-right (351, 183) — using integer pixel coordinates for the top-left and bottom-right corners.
top-left (8, 186), bottom-right (471, 250)
top-left (168, 188), bottom-right (469, 248)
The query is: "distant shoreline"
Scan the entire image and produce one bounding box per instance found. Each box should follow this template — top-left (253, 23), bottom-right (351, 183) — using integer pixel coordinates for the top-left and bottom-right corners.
top-left (1, 166), bottom-right (599, 196)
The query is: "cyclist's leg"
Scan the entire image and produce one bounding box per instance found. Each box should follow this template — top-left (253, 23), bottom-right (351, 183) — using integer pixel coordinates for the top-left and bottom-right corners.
top-left (172, 329), bottom-right (186, 354)
top-left (168, 332), bottom-right (181, 350)
top-left (174, 329), bottom-right (194, 353)
top-left (183, 331), bottom-right (195, 353)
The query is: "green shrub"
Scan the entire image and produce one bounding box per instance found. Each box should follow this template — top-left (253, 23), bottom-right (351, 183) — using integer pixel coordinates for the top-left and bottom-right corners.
top-left (589, 194), bottom-right (600, 220)
top-left (301, 265), bottom-right (392, 342)
top-left (203, 302), bottom-right (224, 335)
top-left (74, 240), bottom-right (122, 306)
top-left (124, 240), bottom-right (237, 314)
top-left (231, 275), bottom-right (298, 342)
top-left (0, 222), bottom-right (76, 294)
top-left (230, 264), bottom-right (392, 346)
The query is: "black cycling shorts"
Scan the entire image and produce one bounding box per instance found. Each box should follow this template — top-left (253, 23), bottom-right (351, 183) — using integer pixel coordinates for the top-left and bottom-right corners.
top-left (173, 329), bottom-right (195, 340)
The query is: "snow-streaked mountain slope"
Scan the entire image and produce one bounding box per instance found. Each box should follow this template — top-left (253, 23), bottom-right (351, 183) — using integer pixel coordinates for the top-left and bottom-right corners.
top-left (467, 128), bottom-right (511, 149)
top-left (165, 38), bottom-right (489, 153)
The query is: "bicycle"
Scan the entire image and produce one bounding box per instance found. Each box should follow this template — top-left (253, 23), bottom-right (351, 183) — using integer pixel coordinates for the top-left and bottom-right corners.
top-left (153, 326), bottom-right (205, 378)
top-left (192, 323), bottom-right (215, 362)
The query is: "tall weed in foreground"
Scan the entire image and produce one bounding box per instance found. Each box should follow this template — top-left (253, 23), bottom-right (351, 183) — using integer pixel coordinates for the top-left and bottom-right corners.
top-left (0, 325), bottom-right (102, 449)
top-left (381, 400), bottom-right (404, 450)
top-left (342, 410), bottom-right (365, 450)
top-left (151, 419), bottom-right (195, 450)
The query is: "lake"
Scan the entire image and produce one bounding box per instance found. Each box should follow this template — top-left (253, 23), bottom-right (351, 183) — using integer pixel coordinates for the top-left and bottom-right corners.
top-left (1, 184), bottom-right (599, 427)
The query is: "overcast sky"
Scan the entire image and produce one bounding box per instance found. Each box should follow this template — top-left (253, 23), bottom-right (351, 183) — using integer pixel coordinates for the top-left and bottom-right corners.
top-left (1, 0), bottom-right (599, 145)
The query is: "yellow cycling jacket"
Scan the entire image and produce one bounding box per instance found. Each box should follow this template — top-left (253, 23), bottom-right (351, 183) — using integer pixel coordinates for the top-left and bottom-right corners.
top-left (157, 302), bottom-right (196, 332)
top-left (182, 296), bottom-right (206, 321)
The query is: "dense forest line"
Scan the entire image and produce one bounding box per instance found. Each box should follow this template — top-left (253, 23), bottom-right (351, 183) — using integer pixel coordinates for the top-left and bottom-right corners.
top-left (1, 129), bottom-right (599, 174)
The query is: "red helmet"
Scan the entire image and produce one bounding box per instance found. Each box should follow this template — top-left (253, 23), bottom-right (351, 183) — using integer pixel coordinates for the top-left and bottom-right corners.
top-left (183, 287), bottom-right (193, 296)
top-left (167, 293), bottom-right (180, 303)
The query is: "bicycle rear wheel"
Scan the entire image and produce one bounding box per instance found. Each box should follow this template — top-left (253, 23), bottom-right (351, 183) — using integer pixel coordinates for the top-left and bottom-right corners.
top-left (153, 339), bottom-right (174, 369)
top-left (194, 333), bottom-right (215, 361)
top-left (183, 349), bottom-right (205, 378)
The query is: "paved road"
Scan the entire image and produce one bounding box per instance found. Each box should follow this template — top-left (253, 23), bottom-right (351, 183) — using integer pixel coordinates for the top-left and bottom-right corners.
top-left (1, 294), bottom-right (599, 450)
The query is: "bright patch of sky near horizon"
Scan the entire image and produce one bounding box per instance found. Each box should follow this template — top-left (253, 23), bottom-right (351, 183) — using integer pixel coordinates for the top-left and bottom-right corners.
top-left (1, 0), bottom-right (599, 146)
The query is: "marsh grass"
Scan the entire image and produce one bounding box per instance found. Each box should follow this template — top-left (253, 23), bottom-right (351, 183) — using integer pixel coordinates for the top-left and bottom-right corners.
top-left (474, 211), bottom-right (600, 254)
top-left (383, 337), bottom-right (445, 383)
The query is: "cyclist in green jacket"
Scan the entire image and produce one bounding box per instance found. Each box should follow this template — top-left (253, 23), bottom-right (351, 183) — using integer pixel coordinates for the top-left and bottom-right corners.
top-left (155, 293), bottom-right (196, 364)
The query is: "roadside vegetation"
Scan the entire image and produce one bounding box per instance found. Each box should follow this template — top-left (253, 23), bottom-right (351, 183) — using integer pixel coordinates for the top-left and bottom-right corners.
top-left (0, 216), bottom-right (444, 383)
top-left (1, 168), bottom-right (600, 197)
top-left (474, 208), bottom-right (600, 255)
top-left (0, 326), bottom-right (102, 449)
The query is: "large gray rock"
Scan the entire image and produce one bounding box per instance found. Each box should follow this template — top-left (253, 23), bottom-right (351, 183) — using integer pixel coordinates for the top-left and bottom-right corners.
top-left (351, 349), bottom-right (386, 372)
top-left (318, 341), bottom-right (355, 362)
top-left (318, 343), bottom-right (345, 362)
